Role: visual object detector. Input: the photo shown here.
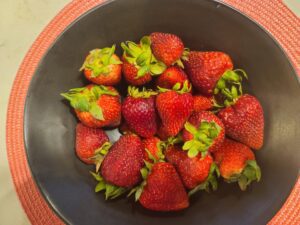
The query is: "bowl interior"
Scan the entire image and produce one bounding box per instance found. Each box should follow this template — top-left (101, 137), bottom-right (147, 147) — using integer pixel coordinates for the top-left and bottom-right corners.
top-left (24, 0), bottom-right (300, 224)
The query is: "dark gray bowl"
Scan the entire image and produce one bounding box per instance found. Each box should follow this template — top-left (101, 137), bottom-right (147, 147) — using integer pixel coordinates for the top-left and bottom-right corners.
top-left (24, 0), bottom-right (300, 224)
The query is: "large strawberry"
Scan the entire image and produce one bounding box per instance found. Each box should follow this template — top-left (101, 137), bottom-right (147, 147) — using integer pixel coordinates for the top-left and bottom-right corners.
top-left (121, 36), bottom-right (166, 85)
top-left (182, 111), bottom-right (225, 157)
top-left (100, 134), bottom-right (144, 187)
top-left (156, 66), bottom-right (191, 91)
top-left (150, 32), bottom-right (188, 67)
top-left (80, 45), bottom-right (122, 86)
top-left (61, 85), bottom-right (121, 128)
top-left (156, 81), bottom-right (194, 138)
top-left (217, 94), bottom-right (264, 150)
top-left (165, 145), bottom-right (219, 193)
top-left (193, 95), bottom-right (213, 112)
top-left (184, 51), bottom-right (234, 96)
top-left (136, 162), bottom-right (189, 211)
top-left (213, 138), bottom-right (261, 190)
top-left (75, 123), bottom-right (109, 165)
top-left (122, 86), bottom-right (158, 138)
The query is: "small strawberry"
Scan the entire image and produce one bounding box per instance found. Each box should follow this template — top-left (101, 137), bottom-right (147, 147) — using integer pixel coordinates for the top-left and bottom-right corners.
top-left (193, 95), bottom-right (213, 112)
top-left (143, 137), bottom-right (164, 162)
top-left (100, 134), bottom-right (144, 187)
top-left (217, 94), bottom-right (264, 150)
top-left (213, 138), bottom-right (261, 190)
top-left (156, 81), bottom-right (194, 138)
top-left (150, 32), bottom-right (188, 67)
top-left (122, 86), bottom-right (158, 138)
top-left (165, 146), bottom-right (219, 193)
top-left (121, 36), bottom-right (166, 86)
top-left (75, 123), bottom-right (109, 165)
top-left (184, 51), bottom-right (233, 96)
top-left (137, 162), bottom-right (189, 211)
top-left (80, 45), bottom-right (122, 86)
top-left (156, 66), bottom-right (191, 91)
top-left (61, 85), bottom-right (121, 128)
top-left (182, 111), bottom-right (225, 157)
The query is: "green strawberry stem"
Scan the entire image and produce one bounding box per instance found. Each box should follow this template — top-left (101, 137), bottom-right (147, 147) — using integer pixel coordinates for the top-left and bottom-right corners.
top-left (213, 69), bottom-right (248, 107)
top-left (80, 45), bottom-right (122, 77)
top-left (89, 142), bottom-right (112, 172)
top-left (188, 162), bottom-right (220, 196)
top-left (174, 48), bottom-right (190, 68)
top-left (60, 85), bottom-right (118, 121)
top-left (90, 171), bottom-right (127, 200)
top-left (127, 86), bottom-right (157, 98)
top-left (183, 121), bottom-right (221, 158)
top-left (158, 80), bottom-right (191, 94)
top-left (226, 160), bottom-right (261, 191)
top-left (121, 36), bottom-right (166, 78)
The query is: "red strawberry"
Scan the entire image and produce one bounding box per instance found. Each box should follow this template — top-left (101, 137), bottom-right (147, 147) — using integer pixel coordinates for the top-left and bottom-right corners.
top-left (156, 82), bottom-right (193, 138)
top-left (182, 111), bottom-right (225, 157)
top-left (184, 51), bottom-right (233, 95)
top-left (75, 123), bottom-right (109, 164)
top-left (165, 146), bottom-right (219, 192)
top-left (156, 66), bottom-right (191, 90)
top-left (193, 95), bottom-right (213, 112)
top-left (122, 87), bottom-right (158, 138)
top-left (119, 120), bottom-right (133, 134)
top-left (81, 45), bottom-right (122, 86)
top-left (143, 137), bottom-right (163, 162)
top-left (150, 32), bottom-right (185, 67)
top-left (61, 85), bottom-right (121, 128)
top-left (217, 94), bottom-right (264, 150)
top-left (139, 162), bottom-right (189, 211)
top-left (213, 138), bottom-right (261, 190)
top-left (121, 36), bottom-right (166, 86)
top-left (100, 134), bottom-right (144, 187)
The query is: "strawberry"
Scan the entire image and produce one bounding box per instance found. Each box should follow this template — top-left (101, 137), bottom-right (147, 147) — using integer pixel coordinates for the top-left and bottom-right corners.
top-left (156, 81), bottom-right (193, 138)
top-left (61, 85), bottom-right (121, 128)
top-left (75, 123), bottom-right (109, 165)
top-left (119, 120), bottom-right (132, 134)
top-left (193, 95), bottom-right (213, 112)
top-left (100, 134), bottom-right (144, 187)
top-left (80, 45), bottom-right (122, 86)
top-left (217, 94), bottom-right (264, 150)
top-left (143, 137), bottom-right (164, 162)
top-left (122, 86), bottom-right (158, 138)
top-left (213, 138), bottom-right (261, 190)
top-left (182, 111), bottom-right (225, 157)
top-left (138, 162), bottom-right (189, 211)
top-left (165, 146), bottom-right (219, 193)
top-left (156, 66), bottom-right (191, 90)
top-left (184, 51), bottom-right (233, 96)
top-left (150, 32), bottom-right (187, 67)
top-left (121, 36), bottom-right (166, 86)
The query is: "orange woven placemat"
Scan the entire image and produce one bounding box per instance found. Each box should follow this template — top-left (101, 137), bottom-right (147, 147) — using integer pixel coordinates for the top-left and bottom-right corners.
top-left (6, 0), bottom-right (300, 224)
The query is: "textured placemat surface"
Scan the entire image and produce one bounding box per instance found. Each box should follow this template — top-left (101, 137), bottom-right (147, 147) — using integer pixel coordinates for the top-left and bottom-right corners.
top-left (6, 0), bottom-right (300, 224)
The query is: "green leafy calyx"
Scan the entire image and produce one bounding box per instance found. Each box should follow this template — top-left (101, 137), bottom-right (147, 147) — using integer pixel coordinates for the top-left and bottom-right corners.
top-left (89, 142), bottom-right (112, 172)
top-left (80, 45), bottom-right (122, 77)
top-left (121, 36), bottom-right (166, 78)
top-left (158, 80), bottom-right (191, 94)
top-left (174, 48), bottom-right (190, 68)
top-left (188, 162), bottom-right (220, 196)
top-left (60, 85), bottom-right (118, 120)
top-left (90, 172), bottom-right (127, 200)
top-left (213, 69), bottom-right (247, 107)
top-left (183, 120), bottom-right (221, 158)
top-left (226, 160), bottom-right (261, 191)
top-left (127, 86), bottom-right (157, 98)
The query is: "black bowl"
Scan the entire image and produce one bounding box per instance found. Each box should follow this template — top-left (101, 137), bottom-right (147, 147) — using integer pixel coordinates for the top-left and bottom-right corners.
top-left (24, 0), bottom-right (300, 224)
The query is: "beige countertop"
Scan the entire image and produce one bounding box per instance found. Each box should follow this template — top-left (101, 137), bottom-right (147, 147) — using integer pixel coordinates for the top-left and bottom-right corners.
top-left (0, 1), bottom-right (68, 224)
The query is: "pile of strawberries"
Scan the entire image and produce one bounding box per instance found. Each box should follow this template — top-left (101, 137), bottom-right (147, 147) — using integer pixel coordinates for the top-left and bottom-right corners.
top-left (61, 32), bottom-right (264, 211)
